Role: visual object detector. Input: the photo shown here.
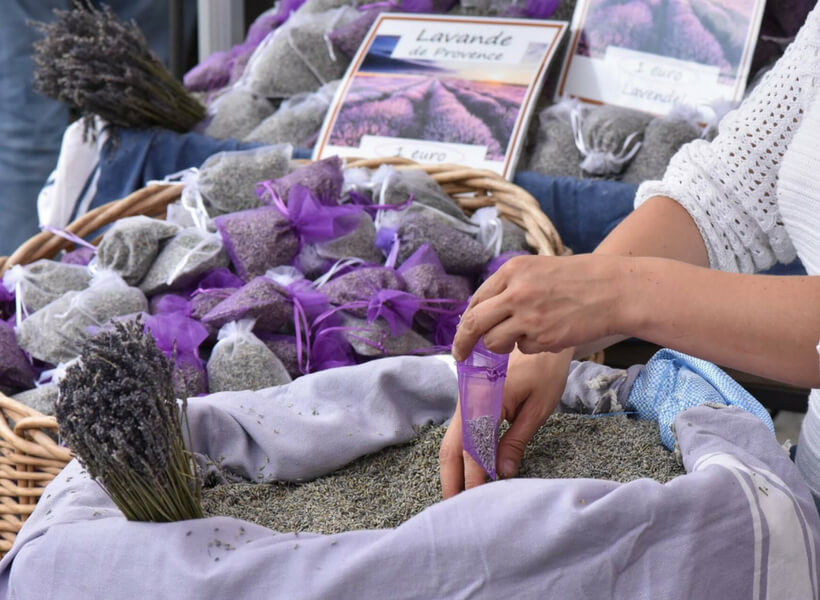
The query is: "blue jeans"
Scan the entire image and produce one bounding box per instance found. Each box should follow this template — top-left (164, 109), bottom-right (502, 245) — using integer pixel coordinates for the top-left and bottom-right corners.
top-left (0, 1), bottom-right (194, 256)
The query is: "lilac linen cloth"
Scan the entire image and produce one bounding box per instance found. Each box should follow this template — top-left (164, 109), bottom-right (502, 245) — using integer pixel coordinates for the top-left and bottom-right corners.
top-left (3, 359), bottom-right (820, 599)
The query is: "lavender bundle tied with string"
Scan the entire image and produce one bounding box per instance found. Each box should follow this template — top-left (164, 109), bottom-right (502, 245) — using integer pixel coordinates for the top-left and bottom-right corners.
top-left (458, 338), bottom-right (509, 480)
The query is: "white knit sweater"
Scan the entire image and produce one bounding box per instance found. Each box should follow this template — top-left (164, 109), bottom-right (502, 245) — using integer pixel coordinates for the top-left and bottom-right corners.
top-left (634, 5), bottom-right (820, 498)
top-left (635, 4), bottom-right (820, 275)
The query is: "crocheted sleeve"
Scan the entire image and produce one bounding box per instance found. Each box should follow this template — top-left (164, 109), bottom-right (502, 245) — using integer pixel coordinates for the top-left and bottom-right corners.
top-left (634, 7), bottom-right (820, 273)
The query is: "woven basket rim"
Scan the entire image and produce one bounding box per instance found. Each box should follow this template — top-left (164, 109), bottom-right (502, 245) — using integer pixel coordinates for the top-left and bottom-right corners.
top-left (0, 156), bottom-right (569, 556)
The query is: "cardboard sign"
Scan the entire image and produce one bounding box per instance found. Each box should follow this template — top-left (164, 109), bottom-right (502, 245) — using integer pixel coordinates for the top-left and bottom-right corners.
top-left (557, 0), bottom-right (767, 116)
top-left (313, 14), bottom-right (567, 179)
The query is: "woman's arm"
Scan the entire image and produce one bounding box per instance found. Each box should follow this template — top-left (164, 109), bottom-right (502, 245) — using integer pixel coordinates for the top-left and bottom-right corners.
top-left (624, 259), bottom-right (820, 389)
top-left (455, 217), bottom-right (820, 388)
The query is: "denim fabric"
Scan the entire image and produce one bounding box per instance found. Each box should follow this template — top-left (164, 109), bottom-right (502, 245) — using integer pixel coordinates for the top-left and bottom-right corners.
top-left (0, 0), bottom-right (195, 255)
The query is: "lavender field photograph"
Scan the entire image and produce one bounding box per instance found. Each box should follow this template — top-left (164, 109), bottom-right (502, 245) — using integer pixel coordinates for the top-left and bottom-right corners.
top-left (576, 0), bottom-right (757, 81)
top-left (326, 35), bottom-right (531, 162)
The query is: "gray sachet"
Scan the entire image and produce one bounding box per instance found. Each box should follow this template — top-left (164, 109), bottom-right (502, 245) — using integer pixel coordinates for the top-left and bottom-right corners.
top-left (16, 271), bottom-right (148, 365)
top-left (202, 88), bottom-right (279, 140)
top-left (621, 114), bottom-right (702, 184)
top-left (139, 228), bottom-right (229, 296)
top-left (244, 81), bottom-right (339, 147)
top-left (2, 260), bottom-right (92, 315)
top-left (96, 216), bottom-right (180, 285)
top-left (207, 320), bottom-right (293, 393)
top-left (197, 145), bottom-right (292, 218)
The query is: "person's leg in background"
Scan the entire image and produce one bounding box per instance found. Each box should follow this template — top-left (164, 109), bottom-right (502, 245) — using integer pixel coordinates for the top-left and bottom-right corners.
top-left (0, 0), bottom-right (197, 257)
top-left (0, 2), bottom-right (68, 256)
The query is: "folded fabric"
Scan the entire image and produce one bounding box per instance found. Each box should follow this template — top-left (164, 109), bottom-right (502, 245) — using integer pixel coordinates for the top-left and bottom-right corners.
top-left (4, 367), bottom-right (818, 598)
top-left (627, 348), bottom-right (776, 449)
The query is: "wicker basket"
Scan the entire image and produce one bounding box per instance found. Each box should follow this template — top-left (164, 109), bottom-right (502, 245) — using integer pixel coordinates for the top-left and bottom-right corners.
top-left (0, 158), bottom-right (568, 555)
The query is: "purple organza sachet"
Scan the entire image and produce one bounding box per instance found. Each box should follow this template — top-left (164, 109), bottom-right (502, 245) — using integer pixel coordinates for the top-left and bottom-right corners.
top-left (457, 338), bottom-right (509, 480)
top-left (143, 313), bottom-right (210, 398)
top-left (259, 157), bottom-right (344, 207)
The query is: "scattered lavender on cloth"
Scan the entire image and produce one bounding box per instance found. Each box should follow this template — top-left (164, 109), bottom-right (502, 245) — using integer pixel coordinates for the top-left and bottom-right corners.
top-left (2, 260), bottom-right (92, 314)
top-left (207, 320), bottom-right (292, 393)
top-left (202, 414), bottom-right (682, 533)
top-left (16, 271), bottom-right (148, 365)
top-left (57, 319), bottom-right (203, 521)
top-left (139, 228), bottom-right (229, 296)
top-left (32, 4), bottom-right (205, 136)
top-left (96, 216), bottom-right (180, 286)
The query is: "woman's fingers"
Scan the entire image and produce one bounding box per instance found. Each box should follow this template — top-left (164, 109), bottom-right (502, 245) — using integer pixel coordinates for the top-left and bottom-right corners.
top-left (439, 407), bottom-right (465, 500)
top-left (452, 295), bottom-right (513, 361)
top-left (463, 451), bottom-right (488, 490)
top-left (481, 319), bottom-right (526, 356)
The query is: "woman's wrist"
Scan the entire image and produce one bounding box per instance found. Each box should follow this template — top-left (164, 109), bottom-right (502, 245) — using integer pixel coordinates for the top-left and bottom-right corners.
top-left (614, 255), bottom-right (658, 340)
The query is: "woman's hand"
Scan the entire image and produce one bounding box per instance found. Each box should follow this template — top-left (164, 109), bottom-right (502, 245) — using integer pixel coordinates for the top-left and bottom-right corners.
top-left (452, 254), bottom-right (635, 362)
top-left (439, 348), bottom-right (572, 499)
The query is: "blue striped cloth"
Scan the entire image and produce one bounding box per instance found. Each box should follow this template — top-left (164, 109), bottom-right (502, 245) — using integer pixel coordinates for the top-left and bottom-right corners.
top-left (627, 348), bottom-right (775, 449)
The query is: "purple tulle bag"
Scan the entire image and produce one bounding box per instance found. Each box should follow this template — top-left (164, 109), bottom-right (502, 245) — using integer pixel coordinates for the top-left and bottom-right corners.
top-left (143, 313), bottom-right (210, 398)
top-left (482, 250), bottom-right (529, 281)
top-left (317, 266), bottom-right (405, 317)
top-left (0, 284), bottom-right (14, 323)
top-left (503, 0), bottom-right (560, 18)
top-left (149, 293), bottom-right (192, 317)
top-left (259, 157), bottom-right (344, 207)
top-left (202, 276), bottom-right (293, 333)
top-left (458, 338), bottom-right (509, 480)
top-left (398, 243), bottom-right (472, 301)
top-left (60, 246), bottom-right (96, 266)
top-left (0, 320), bottom-right (35, 392)
top-left (256, 183), bottom-right (363, 248)
top-left (214, 206), bottom-right (299, 281)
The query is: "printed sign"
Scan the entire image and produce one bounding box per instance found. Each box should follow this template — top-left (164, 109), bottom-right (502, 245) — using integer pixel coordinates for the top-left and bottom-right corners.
top-left (313, 14), bottom-right (567, 179)
top-left (557, 0), bottom-right (767, 116)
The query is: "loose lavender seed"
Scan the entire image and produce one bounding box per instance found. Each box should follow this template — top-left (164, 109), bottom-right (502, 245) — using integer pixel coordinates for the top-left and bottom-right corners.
top-left (202, 415), bottom-right (683, 533)
top-left (464, 415), bottom-right (499, 477)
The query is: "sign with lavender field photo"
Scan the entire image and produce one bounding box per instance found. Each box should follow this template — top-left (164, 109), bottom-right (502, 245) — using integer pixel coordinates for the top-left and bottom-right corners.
top-left (313, 14), bottom-right (567, 178)
top-left (557, 0), bottom-right (767, 117)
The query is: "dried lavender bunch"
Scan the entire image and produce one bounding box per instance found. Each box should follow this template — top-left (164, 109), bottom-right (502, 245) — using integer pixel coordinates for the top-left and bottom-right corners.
top-left (57, 319), bottom-right (203, 522)
top-left (32, 3), bottom-right (205, 135)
